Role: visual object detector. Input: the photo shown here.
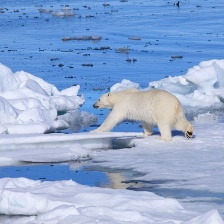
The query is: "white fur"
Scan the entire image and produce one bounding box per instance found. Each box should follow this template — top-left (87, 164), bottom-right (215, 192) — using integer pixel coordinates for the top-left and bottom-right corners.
top-left (93, 88), bottom-right (193, 141)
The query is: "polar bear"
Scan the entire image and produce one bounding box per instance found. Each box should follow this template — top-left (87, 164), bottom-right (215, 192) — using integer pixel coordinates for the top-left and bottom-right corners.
top-left (93, 88), bottom-right (193, 141)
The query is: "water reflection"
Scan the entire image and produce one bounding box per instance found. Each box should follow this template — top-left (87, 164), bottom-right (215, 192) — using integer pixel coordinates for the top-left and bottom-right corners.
top-left (0, 162), bottom-right (142, 189)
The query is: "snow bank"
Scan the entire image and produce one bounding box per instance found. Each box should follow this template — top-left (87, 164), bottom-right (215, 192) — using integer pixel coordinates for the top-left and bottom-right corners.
top-left (0, 177), bottom-right (220, 224)
top-left (0, 63), bottom-right (96, 134)
top-left (0, 178), bottom-right (223, 224)
top-left (111, 59), bottom-right (224, 116)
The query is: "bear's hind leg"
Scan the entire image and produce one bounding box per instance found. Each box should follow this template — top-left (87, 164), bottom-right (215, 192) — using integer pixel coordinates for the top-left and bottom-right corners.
top-left (157, 122), bottom-right (172, 141)
top-left (175, 118), bottom-right (193, 139)
top-left (143, 122), bottom-right (153, 137)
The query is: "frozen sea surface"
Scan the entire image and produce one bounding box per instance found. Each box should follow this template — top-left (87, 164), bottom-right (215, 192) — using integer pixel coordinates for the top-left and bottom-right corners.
top-left (0, 0), bottom-right (224, 223)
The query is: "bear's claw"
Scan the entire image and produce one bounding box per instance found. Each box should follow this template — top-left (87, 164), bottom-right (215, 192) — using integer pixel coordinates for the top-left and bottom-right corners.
top-left (185, 131), bottom-right (193, 139)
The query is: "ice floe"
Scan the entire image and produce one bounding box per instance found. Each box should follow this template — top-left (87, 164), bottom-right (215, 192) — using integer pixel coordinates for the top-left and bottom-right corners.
top-left (0, 63), bottom-right (96, 134)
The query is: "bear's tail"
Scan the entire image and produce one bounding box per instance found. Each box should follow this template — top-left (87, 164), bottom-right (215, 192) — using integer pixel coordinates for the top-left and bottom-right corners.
top-left (185, 123), bottom-right (193, 139)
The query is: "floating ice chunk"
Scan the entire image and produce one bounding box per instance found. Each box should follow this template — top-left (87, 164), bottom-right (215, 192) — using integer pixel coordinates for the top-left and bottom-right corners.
top-left (110, 79), bottom-right (140, 92)
top-left (39, 8), bottom-right (53, 13)
top-left (52, 11), bottom-right (75, 17)
top-left (62, 36), bottom-right (102, 41)
top-left (185, 60), bottom-right (224, 89)
top-left (146, 59), bottom-right (224, 111)
top-left (0, 63), bottom-right (86, 134)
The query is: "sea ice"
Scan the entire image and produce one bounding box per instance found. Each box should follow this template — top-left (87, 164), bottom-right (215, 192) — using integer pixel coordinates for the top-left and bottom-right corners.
top-left (0, 177), bottom-right (223, 224)
top-left (0, 63), bottom-right (96, 134)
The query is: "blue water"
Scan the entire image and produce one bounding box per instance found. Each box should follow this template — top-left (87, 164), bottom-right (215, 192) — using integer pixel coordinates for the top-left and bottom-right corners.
top-left (0, 163), bottom-right (110, 187)
top-left (0, 0), bottom-right (223, 96)
top-left (1, 0), bottom-right (223, 132)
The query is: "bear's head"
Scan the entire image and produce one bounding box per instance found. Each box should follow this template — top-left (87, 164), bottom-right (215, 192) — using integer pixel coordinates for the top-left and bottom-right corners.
top-left (93, 92), bottom-right (113, 109)
top-left (93, 88), bottom-right (138, 109)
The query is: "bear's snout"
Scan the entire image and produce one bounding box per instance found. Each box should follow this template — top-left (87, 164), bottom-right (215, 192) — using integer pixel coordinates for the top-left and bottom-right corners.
top-left (93, 103), bottom-right (99, 108)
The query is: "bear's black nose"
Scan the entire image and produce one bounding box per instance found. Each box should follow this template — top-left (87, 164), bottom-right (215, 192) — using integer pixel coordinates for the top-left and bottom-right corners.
top-left (93, 104), bottom-right (99, 108)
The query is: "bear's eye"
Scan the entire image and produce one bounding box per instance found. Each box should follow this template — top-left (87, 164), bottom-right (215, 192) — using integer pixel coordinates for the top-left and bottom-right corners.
top-left (98, 99), bottom-right (100, 101)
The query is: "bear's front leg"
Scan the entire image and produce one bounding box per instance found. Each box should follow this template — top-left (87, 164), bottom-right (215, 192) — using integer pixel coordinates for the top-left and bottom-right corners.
top-left (143, 122), bottom-right (153, 137)
top-left (93, 109), bottom-right (125, 132)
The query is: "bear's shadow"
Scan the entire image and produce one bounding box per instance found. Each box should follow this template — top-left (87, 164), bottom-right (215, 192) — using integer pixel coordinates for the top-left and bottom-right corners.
top-left (172, 130), bottom-right (185, 137)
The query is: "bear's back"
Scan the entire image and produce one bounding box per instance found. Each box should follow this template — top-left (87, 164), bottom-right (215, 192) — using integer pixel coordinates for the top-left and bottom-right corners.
top-left (126, 89), bottom-right (183, 119)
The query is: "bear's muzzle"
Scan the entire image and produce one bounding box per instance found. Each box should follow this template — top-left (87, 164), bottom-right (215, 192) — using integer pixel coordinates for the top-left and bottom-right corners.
top-left (93, 103), bottom-right (99, 108)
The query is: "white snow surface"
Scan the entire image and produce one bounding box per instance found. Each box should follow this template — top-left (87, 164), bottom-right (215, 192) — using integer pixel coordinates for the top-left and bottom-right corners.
top-left (0, 63), bottom-right (90, 134)
top-left (0, 60), bottom-right (224, 223)
top-left (0, 125), bottom-right (224, 223)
